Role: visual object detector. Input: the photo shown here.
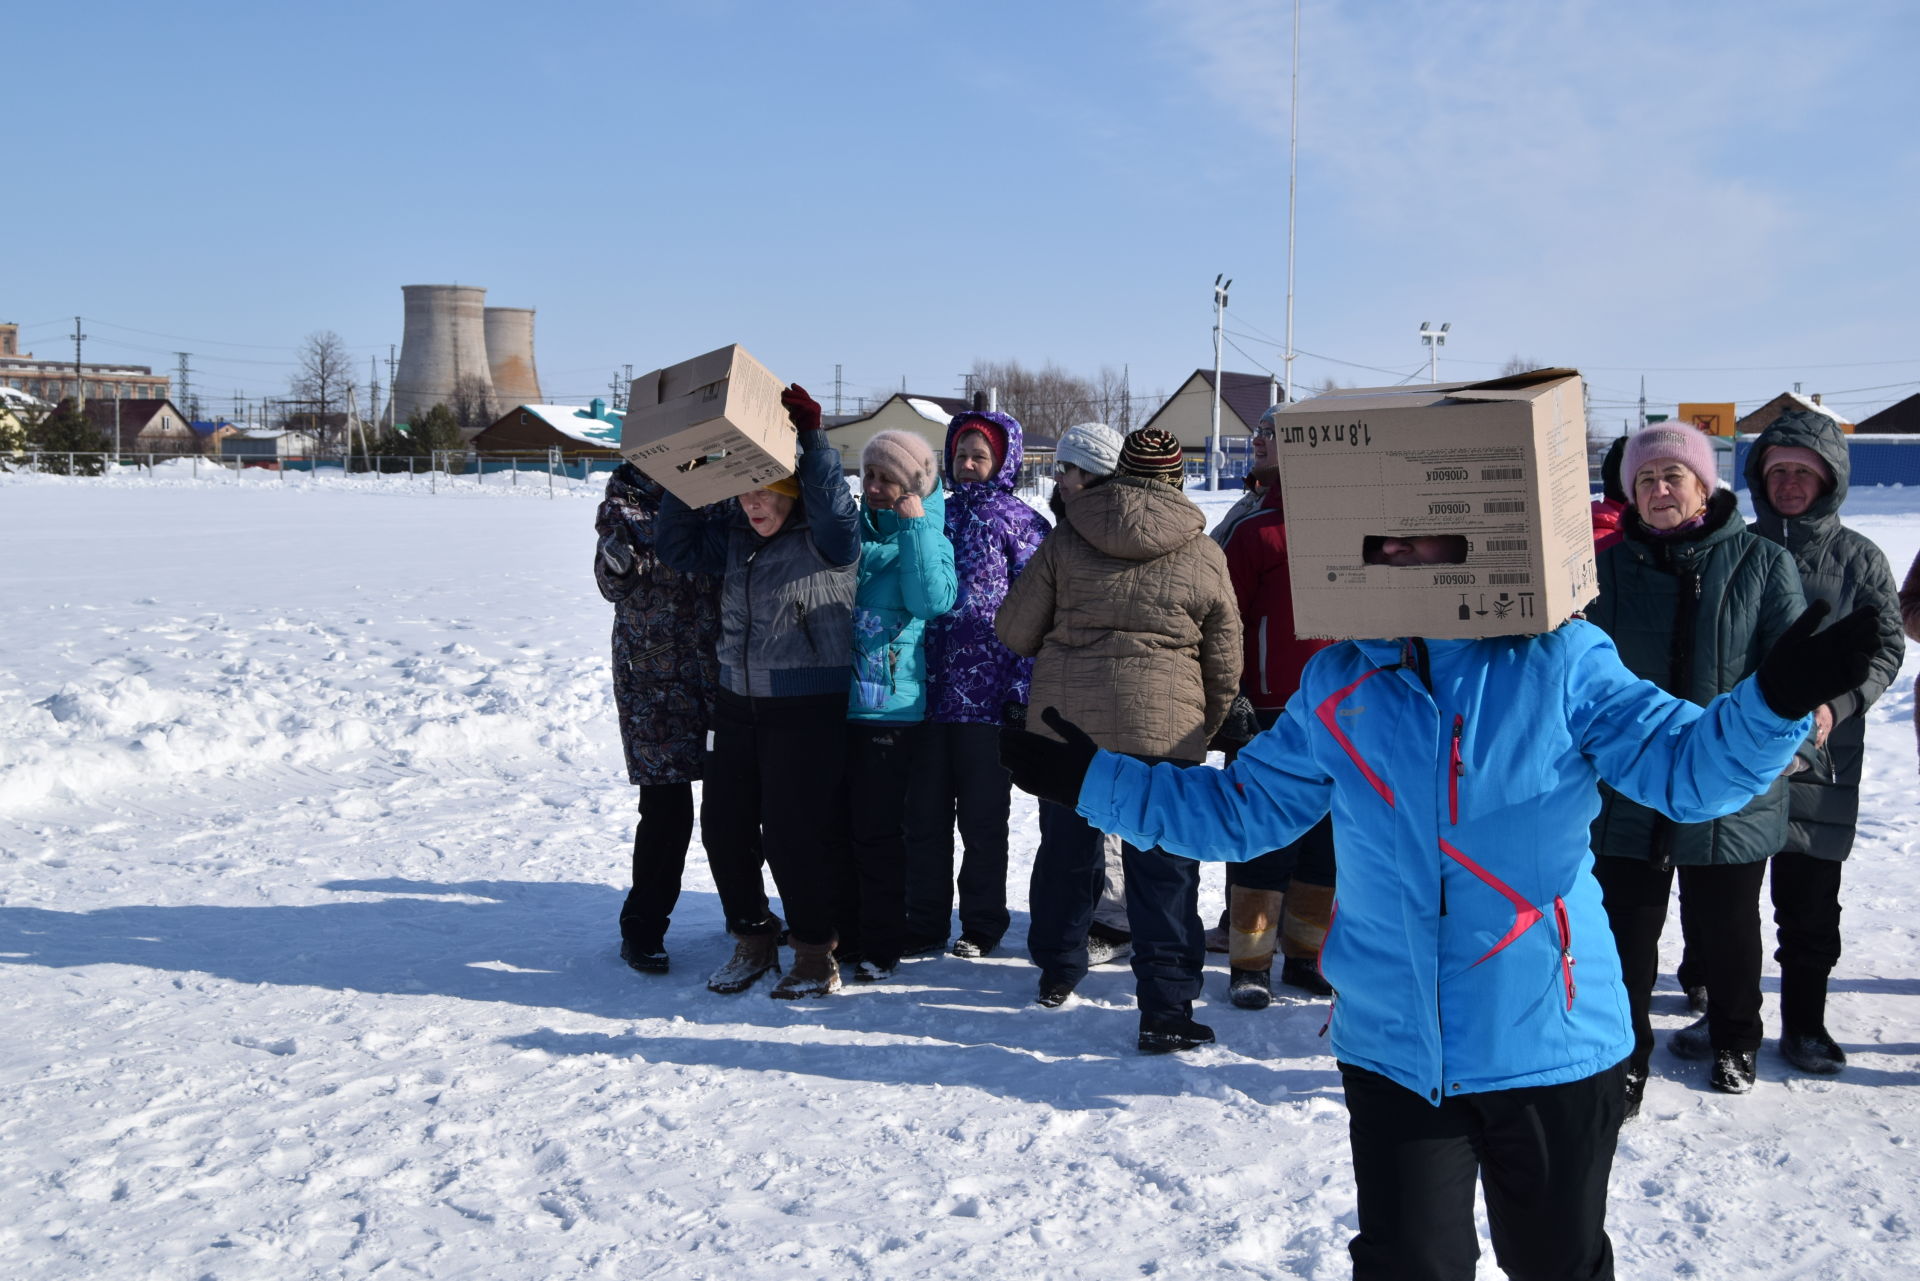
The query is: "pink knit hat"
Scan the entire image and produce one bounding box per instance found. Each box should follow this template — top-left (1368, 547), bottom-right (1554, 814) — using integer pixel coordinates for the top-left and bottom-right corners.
top-left (861, 429), bottom-right (939, 496)
top-left (1623, 425), bottom-right (1717, 493)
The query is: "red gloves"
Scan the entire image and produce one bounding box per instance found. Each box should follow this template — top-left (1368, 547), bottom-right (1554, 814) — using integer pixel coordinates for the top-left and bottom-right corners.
top-left (781, 384), bottom-right (822, 434)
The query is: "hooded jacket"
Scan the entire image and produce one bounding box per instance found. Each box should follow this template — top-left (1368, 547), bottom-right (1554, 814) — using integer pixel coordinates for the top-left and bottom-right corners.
top-left (1075, 622), bottom-right (1811, 1102)
top-left (656, 429), bottom-right (861, 700)
top-left (1586, 488), bottom-right (1804, 867)
top-left (849, 486), bottom-right (957, 723)
top-left (1222, 485), bottom-right (1332, 711)
top-left (924, 411), bottom-right (1052, 724)
top-left (996, 474), bottom-right (1241, 762)
top-left (1746, 410), bottom-right (1906, 860)
top-left (594, 463), bottom-right (722, 785)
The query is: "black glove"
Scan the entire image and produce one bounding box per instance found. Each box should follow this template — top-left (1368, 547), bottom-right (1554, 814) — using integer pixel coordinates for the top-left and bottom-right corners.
top-left (1756, 601), bottom-right (1879, 721)
top-left (598, 530), bottom-right (635, 576)
top-left (1207, 693), bottom-right (1260, 754)
top-left (999, 706), bottom-right (1098, 808)
top-left (1000, 700), bottom-right (1028, 732)
top-left (780, 383), bottom-right (822, 434)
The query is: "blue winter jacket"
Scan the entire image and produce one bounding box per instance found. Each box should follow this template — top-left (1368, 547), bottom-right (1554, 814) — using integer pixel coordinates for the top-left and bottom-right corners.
top-left (849, 487), bottom-right (958, 723)
top-left (1076, 621), bottom-right (1809, 1104)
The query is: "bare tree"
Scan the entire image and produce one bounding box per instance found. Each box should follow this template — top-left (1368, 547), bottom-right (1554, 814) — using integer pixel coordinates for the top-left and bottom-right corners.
top-left (448, 373), bottom-right (497, 439)
top-left (969, 359), bottom-right (1099, 443)
top-left (1499, 354), bottom-right (1546, 377)
top-left (291, 331), bottom-right (353, 455)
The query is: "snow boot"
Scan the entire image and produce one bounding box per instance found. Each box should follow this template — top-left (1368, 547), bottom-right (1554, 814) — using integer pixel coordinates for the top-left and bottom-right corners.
top-left (1085, 924), bottom-right (1133, 967)
top-left (1781, 1029), bottom-right (1846, 1075)
top-left (707, 925), bottom-right (782, 995)
top-left (1684, 984), bottom-right (1709, 1014)
top-left (1279, 957), bottom-right (1334, 997)
top-left (1710, 1049), bottom-right (1756, 1094)
top-left (1228, 885), bottom-right (1282, 969)
top-left (1669, 1014), bottom-right (1712, 1061)
top-left (1036, 974), bottom-right (1077, 1009)
top-left (1229, 967), bottom-right (1273, 1010)
top-left (853, 959), bottom-right (897, 983)
top-left (770, 938), bottom-right (842, 999)
top-left (620, 940), bottom-right (670, 974)
top-left (1138, 1004), bottom-right (1216, 1054)
top-left (1278, 882), bottom-right (1334, 996)
top-left (952, 934), bottom-right (997, 959)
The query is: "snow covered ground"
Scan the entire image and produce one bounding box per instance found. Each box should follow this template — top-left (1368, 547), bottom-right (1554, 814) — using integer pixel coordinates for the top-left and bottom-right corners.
top-left (2, 464), bottom-right (1917, 1279)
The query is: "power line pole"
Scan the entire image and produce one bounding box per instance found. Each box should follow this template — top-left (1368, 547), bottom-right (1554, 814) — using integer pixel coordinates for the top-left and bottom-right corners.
top-left (1209, 274), bottom-right (1232, 491)
top-left (1283, 0), bottom-right (1301, 403)
top-left (72, 316), bottom-right (88, 407)
top-left (175, 352), bottom-right (193, 419)
top-left (834, 363), bottom-right (843, 416)
top-left (1418, 322), bottom-right (1450, 383)
top-left (369, 355), bottom-right (381, 433)
top-left (386, 344), bottom-right (398, 429)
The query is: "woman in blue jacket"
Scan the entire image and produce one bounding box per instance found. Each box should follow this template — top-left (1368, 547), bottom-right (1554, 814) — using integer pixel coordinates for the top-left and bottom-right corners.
top-left (831, 430), bottom-right (957, 981)
top-left (1001, 598), bottom-right (1875, 1281)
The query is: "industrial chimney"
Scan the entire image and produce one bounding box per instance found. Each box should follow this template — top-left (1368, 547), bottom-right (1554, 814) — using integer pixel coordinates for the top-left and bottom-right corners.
top-left (483, 307), bottom-right (542, 409)
top-left (394, 284), bottom-right (494, 426)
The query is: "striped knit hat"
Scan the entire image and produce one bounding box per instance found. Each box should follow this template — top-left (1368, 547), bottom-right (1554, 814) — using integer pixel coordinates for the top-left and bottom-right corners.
top-left (1117, 428), bottom-right (1185, 487)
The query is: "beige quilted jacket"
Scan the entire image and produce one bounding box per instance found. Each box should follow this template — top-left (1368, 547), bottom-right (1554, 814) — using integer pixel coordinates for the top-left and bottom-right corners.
top-left (996, 475), bottom-right (1242, 763)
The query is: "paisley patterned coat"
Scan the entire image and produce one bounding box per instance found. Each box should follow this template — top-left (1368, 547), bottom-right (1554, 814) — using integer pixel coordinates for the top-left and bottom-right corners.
top-left (594, 463), bottom-right (722, 785)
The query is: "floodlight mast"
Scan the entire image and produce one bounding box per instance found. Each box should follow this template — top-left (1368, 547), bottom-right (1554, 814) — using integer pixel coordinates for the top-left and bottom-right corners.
top-left (1209, 274), bottom-right (1232, 490)
top-left (1419, 321), bottom-right (1451, 383)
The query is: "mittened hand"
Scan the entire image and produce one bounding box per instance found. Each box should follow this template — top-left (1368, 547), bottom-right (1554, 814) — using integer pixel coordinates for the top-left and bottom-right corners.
top-left (1756, 601), bottom-right (1879, 721)
top-left (598, 530), bottom-right (635, 576)
top-left (999, 706), bottom-right (1099, 808)
top-left (780, 384), bottom-right (822, 434)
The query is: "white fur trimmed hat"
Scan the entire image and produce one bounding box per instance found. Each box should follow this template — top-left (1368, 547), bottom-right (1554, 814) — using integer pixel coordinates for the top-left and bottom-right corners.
top-left (862, 430), bottom-right (939, 497)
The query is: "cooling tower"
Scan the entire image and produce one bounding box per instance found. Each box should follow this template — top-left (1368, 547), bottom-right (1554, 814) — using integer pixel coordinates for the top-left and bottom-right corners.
top-left (395, 284), bottom-right (494, 425)
top-left (483, 307), bottom-right (542, 409)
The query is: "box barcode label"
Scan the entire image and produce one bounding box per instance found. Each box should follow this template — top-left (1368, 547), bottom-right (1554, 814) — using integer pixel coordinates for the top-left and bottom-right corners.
top-left (1489, 572), bottom-right (1531, 585)
top-left (1483, 500), bottom-right (1527, 513)
top-left (1485, 538), bottom-right (1529, 551)
top-left (1481, 467), bottom-right (1524, 481)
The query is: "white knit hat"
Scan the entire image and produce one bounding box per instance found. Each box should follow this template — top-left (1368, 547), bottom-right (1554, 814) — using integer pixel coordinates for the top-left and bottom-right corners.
top-left (1054, 421), bottom-right (1124, 477)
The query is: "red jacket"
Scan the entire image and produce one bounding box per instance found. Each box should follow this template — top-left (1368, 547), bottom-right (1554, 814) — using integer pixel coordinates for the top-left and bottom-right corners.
top-left (1223, 487), bottom-right (1332, 710)
top-left (1591, 498), bottom-right (1625, 552)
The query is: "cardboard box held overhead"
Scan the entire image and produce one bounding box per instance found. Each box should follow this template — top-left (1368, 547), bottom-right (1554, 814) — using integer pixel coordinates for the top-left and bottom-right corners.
top-left (1271, 369), bottom-right (1597, 641)
top-left (621, 344), bottom-right (795, 506)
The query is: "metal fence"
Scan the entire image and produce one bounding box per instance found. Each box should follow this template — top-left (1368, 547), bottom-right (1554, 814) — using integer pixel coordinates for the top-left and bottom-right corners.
top-left (3, 449), bottom-right (627, 496)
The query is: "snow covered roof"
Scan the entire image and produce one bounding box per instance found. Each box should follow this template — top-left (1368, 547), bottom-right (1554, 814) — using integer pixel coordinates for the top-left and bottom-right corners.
top-left (906, 397), bottom-right (955, 426)
top-left (0, 385), bottom-right (47, 410)
top-left (516, 404), bottom-right (623, 446)
top-left (1781, 391), bottom-right (1853, 426)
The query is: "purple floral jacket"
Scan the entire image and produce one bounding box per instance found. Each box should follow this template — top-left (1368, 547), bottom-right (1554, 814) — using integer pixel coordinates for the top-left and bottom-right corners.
top-left (924, 411), bottom-right (1052, 725)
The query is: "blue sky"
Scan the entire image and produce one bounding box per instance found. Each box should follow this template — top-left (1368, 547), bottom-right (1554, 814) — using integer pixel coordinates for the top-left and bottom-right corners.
top-left (10, 0), bottom-right (1918, 425)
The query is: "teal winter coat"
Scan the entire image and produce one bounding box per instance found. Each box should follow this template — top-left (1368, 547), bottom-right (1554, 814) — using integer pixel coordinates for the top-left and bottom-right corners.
top-left (849, 486), bottom-right (958, 723)
top-left (1075, 622), bottom-right (1810, 1102)
top-left (1586, 489), bottom-right (1805, 867)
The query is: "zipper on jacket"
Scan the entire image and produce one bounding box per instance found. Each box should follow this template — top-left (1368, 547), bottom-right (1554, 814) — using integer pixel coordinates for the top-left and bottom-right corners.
top-left (1257, 618), bottom-right (1270, 696)
top-left (1448, 714), bottom-right (1464, 826)
top-left (1553, 895), bottom-right (1577, 1011)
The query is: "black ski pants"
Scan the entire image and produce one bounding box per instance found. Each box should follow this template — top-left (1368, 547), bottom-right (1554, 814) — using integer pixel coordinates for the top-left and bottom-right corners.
top-left (1592, 854), bottom-right (1768, 1069)
top-left (903, 721), bottom-right (1012, 946)
top-left (1770, 849), bottom-right (1845, 1033)
top-left (1026, 798), bottom-right (1107, 987)
top-left (702, 690), bottom-right (847, 945)
top-left (618, 781), bottom-right (694, 951)
top-left (1341, 1060), bottom-right (1626, 1281)
top-left (829, 719), bottom-right (924, 969)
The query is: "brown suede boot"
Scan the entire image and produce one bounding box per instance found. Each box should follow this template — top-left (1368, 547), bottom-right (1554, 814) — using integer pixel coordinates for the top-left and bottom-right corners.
top-left (771, 938), bottom-right (842, 999)
top-left (707, 930), bottom-right (781, 995)
top-left (1280, 882), bottom-right (1335, 996)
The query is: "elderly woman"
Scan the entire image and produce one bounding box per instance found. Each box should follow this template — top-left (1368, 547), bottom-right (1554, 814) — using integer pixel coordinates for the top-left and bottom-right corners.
top-left (1585, 425), bottom-right (1804, 1107)
top-left (657, 385), bottom-right (861, 999)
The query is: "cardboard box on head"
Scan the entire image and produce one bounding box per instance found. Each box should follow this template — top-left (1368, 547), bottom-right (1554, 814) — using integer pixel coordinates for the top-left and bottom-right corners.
top-left (620, 344), bottom-right (795, 506)
top-left (1272, 369), bottom-right (1597, 641)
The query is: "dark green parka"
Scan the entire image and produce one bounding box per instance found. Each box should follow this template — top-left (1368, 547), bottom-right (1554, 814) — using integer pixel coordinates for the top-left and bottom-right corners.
top-left (1746, 409), bottom-right (1907, 861)
top-left (1588, 488), bottom-right (1805, 866)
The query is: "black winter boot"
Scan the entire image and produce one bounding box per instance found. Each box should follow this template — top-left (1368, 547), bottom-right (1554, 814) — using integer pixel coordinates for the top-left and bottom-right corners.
top-left (1138, 1004), bottom-right (1216, 1054)
top-left (1228, 967), bottom-right (1273, 1010)
top-left (1710, 1049), bottom-right (1757, 1094)
top-left (1781, 1030), bottom-right (1846, 1075)
top-left (1623, 1067), bottom-right (1648, 1121)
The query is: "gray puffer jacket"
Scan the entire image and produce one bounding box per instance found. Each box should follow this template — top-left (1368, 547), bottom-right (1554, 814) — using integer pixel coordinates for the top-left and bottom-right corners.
top-left (1746, 410), bottom-right (1907, 860)
top-left (1587, 488), bottom-right (1805, 867)
top-left (657, 429), bottom-right (861, 699)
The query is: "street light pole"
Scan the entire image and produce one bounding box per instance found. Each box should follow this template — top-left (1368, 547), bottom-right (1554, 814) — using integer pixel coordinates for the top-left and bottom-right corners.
top-left (1209, 274), bottom-right (1232, 491)
top-left (1419, 321), bottom-right (1451, 383)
